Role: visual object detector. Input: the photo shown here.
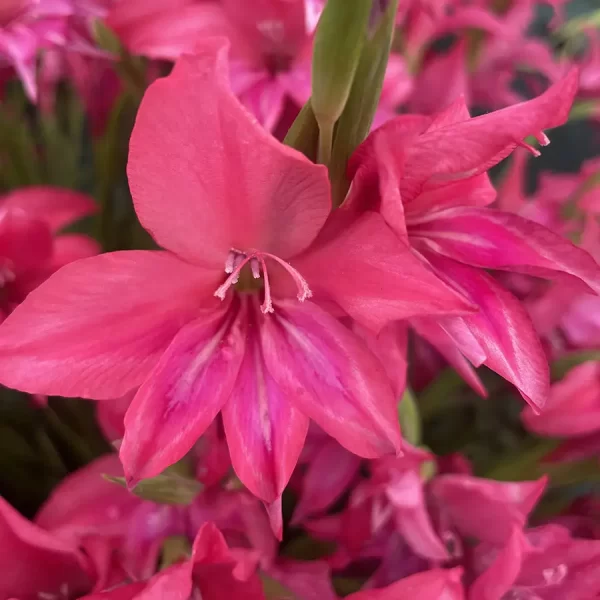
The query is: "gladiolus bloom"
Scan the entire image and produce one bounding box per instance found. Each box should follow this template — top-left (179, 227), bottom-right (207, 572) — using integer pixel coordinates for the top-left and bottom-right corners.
top-left (349, 68), bottom-right (600, 409)
top-left (0, 39), bottom-right (472, 522)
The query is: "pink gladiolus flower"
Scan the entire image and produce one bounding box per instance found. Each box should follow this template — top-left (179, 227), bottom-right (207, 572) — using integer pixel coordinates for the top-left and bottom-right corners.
top-left (0, 39), bottom-right (473, 525)
top-left (0, 186), bottom-right (98, 320)
top-left (0, 0), bottom-right (108, 101)
top-left (349, 68), bottom-right (600, 409)
top-left (106, 0), bottom-right (410, 131)
top-left (79, 522), bottom-right (267, 600)
top-left (471, 524), bottom-right (600, 600)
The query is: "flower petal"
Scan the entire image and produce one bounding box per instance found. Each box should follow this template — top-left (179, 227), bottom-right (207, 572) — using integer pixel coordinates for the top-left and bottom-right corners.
top-left (347, 568), bottom-right (465, 600)
top-left (120, 305), bottom-right (246, 484)
top-left (0, 496), bottom-right (92, 600)
top-left (413, 207), bottom-right (600, 294)
top-left (261, 300), bottom-right (402, 458)
top-left (222, 301), bottom-right (309, 503)
top-left (0, 251), bottom-right (217, 399)
top-left (292, 212), bottom-right (475, 332)
top-left (402, 68), bottom-right (579, 194)
top-left (431, 475), bottom-right (547, 544)
top-left (128, 38), bottom-right (331, 267)
top-left (2, 186), bottom-right (97, 232)
top-left (291, 439), bottom-right (361, 524)
top-left (425, 254), bottom-right (549, 409)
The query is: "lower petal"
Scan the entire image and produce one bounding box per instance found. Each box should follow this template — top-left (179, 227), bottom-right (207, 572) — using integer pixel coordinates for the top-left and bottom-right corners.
top-left (222, 303), bottom-right (309, 503)
top-left (121, 305), bottom-right (245, 484)
top-left (261, 300), bottom-right (402, 458)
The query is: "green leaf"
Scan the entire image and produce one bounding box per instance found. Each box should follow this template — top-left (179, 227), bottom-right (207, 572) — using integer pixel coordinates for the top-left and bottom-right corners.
top-left (329, 0), bottom-right (400, 204)
top-left (261, 574), bottom-right (301, 600)
top-left (398, 388), bottom-right (421, 446)
top-left (104, 471), bottom-right (202, 505)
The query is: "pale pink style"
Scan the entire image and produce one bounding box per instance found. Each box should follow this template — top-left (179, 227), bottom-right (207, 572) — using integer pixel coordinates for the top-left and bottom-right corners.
top-left (0, 39), bottom-right (473, 526)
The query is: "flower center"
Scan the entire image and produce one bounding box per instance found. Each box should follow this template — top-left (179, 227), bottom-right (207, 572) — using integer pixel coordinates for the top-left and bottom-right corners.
top-left (214, 249), bottom-right (312, 314)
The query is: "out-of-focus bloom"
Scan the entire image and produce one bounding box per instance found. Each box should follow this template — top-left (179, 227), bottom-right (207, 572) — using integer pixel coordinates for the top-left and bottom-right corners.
top-left (0, 39), bottom-right (473, 527)
top-left (471, 524), bottom-right (600, 600)
top-left (36, 453), bottom-right (277, 583)
top-left (0, 0), bottom-right (108, 101)
top-left (105, 0), bottom-right (410, 131)
top-left (80, 522), bottom-right (267, 600)
top-left (0, 186), bottom-right (98, 320)
top-left (349, 68), bottom-right (600, 408)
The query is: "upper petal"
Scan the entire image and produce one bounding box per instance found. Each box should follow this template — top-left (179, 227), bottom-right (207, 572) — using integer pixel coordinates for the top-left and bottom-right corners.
top-left (401, 68), bottom-right (579, 196)
top-left (128, 37), bottom-right (331, 268)
top-left (291, 211), bottom-right (475, 333)
top-left (0, 251), bottom-right (218, 399)
top-left (120, 304), bottom-right (246, 484)
top-left (260, 299), bottom-right (402, 458)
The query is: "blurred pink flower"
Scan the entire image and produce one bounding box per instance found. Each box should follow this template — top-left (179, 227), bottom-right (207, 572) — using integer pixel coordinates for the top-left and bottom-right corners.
top-left (80, 522), bottom-right (267, 600)
top-left (0, 39), bottom-right (474, 528)
top-left (0, 186), bottom-right (98, 320)
top-left (349, 68), bottom-right (600, 409)
top-left (0, 0), bottom-right (108, 101)
top-left (106, 0), bottom-right (410, 131)
top-left (471, 524), bottom-right (600, 600)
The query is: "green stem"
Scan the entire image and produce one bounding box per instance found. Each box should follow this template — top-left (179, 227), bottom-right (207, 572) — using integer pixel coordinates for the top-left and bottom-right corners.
top-left (317, 120), bottom-right (334, 167)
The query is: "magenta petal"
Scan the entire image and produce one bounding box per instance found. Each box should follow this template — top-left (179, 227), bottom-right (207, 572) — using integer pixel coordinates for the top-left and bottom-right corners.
top-left (431, 475), bottom-right (547, 545)
top-left (128, 38), bottom-right (330, 268)
top-left (470, 527), bottom-right (528, 600)
top-left (414, 207), bottom-right (600, 294)
top-left (261, 300), bottom-right (402, 458)
top-left (0, 496), bottom-right (92, 600)
top-left (347, 568), bottom-right (465, 600)
top-left (222, 302), bottom-right (309, 503)
top-left (522, 362), bottom-right (600, 438)
top-left (292, 439), bottom-right (362, 524)
top-left (425, 254), bottom-right (549, 409)
top-left (3, 186), bottom-right (97, 232)
top-left (0, 251), bottom-right (218, 399)
top-left (293, 212), bottom-right (475, 332)
top-left (35, 454), bottom-right (140, 538)
top-left (402, 68), bottom-right (579, 191)
top-left (120, 306), bottom-right (245, 483)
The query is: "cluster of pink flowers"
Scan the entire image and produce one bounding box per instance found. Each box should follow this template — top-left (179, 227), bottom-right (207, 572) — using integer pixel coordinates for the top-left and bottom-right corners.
top-left (0, 0), bottom-right (599, 598)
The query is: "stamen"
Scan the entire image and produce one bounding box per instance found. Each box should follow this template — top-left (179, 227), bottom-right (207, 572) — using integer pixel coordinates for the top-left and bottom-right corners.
top-left (535, 131), bottom-right (550, 147)
top-left (258, 256), bottom-right (274, 314)
top-left (261, 252), bottom-right (313, 302)
top-left (250, 257), bottom-right (261, 279)
top-left (516, 139), bottom-right (541, 157)
top-left (214, 254), bottom-right (254, 300)
top-left (215, 249), bottom-right (313, 310)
